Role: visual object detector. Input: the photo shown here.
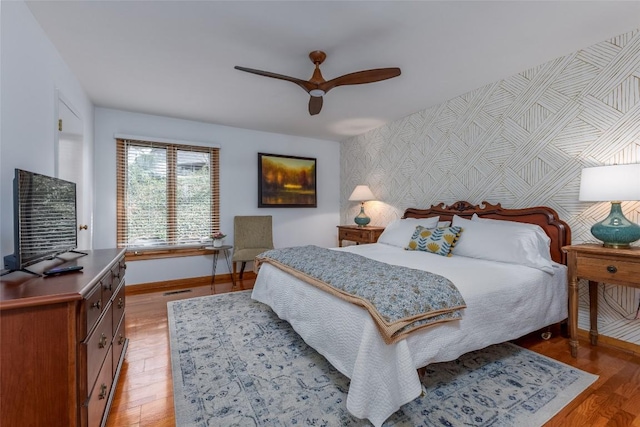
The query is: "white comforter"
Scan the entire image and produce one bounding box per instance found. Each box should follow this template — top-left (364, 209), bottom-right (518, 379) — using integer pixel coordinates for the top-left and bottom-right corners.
top-left (251, 243), bottom-right (568, 426)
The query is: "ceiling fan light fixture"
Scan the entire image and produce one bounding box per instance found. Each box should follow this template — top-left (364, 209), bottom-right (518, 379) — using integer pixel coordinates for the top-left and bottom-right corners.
top-left (309, 89), bottom-right (325, 97)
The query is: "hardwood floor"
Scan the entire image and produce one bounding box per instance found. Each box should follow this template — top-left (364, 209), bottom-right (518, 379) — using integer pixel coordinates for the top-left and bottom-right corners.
top-left (106, 278), bottom-right (254, 427)
top-left (107, 277), bottom-right (640, 426)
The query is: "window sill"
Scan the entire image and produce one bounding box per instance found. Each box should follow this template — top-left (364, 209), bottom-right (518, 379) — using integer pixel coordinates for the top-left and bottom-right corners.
top-left (124, 246), bottom-right (212, 261)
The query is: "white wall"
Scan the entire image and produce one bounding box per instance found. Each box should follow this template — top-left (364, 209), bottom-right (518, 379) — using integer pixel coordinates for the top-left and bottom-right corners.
top-left (94, 108), bottom-right (340, 285)
top-left (0, 1), bottom-right (340, 284)
top-left (0, 1), bottom-right (94, 257)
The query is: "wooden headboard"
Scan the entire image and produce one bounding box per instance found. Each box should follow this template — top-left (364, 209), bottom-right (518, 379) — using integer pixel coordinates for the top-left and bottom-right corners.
top-left (403, 201), bottom-right (571, 265)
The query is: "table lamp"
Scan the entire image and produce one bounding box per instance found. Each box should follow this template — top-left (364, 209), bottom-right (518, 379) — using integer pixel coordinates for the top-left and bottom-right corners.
top-left (579, 163), bottom-right (640, 248)
top-left (348, 185), bottom-right (375, 227)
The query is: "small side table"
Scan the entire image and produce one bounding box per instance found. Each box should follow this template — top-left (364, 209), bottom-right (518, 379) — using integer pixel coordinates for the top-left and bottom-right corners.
top-left (204, 245), bottom-right (236, 291)
top-left (562, 244), bottom-right (640, 357)
top-left (337, 225), bottom-right (385, 247)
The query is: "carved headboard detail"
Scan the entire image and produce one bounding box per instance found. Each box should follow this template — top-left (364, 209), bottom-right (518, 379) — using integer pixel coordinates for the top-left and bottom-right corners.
top-left (403, 201), bottom-right (571, 265)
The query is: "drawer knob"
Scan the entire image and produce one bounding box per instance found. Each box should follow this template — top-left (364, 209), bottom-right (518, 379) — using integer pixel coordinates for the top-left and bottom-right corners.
top-left (606, 265), bottom-right (618, 274)
top-left (92, 299), bottom-right (102, 310)
top-left (98, 333), bottom-right (108, 349)
top-left (118, 334), bottom-right (125, 345)
top-left (117, 298), bottom-right (124, 310)
top-left (98, 383), bottom-right (108, 400)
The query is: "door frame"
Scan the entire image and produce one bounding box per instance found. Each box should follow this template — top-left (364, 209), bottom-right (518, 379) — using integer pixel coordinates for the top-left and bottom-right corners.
top-left (55, 90), bottom-right (92, 250)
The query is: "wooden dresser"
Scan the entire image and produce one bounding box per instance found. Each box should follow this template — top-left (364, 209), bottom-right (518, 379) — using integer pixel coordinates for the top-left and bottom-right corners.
top-left (0, 248), bottom-right (128, 427)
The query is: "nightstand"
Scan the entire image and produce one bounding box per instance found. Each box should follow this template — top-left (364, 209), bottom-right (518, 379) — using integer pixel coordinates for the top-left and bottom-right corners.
top-left (562, 244), bottom-right (640, 357)
top-left (337, 225), bottom-right (384, 247)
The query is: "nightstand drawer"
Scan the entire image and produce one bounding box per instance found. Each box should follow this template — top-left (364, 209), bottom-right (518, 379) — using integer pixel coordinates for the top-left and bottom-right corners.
top-left (337, 225), bottom-right (384, 247)
top-left (577, 255), bottom-right (640, 286)
top-left (341, 228), bottom-right (368, 241)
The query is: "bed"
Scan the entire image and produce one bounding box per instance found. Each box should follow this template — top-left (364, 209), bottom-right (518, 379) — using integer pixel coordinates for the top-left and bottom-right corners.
top-left (251, 201), bottom-right (571, 426)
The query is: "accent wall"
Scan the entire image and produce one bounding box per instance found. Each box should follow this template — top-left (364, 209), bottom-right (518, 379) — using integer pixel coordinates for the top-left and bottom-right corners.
top-left (341, 30), bottom-right (640, 345)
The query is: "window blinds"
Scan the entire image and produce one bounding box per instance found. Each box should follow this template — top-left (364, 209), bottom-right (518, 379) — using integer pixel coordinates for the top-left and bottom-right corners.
top-left (116, 139), bottom-right (220, 249)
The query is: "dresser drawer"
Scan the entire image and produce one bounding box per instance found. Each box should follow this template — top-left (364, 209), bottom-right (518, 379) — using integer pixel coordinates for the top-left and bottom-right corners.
top-left (112, 314), bottom-right (126, 378)
top-left (82, 304), bottom-right (113, 394)
top-left (84, 284), bottom-right (105, 335)
top-left (86, 346), bottom-right (113, 427)
top-left (577, 254), bottom-right (640, 286)
top-left (111, 260), bottom-right (125, 289)
top-left (117, 256), bottom-right (126, 278)
top-left (111, 283), bottom-right (125, 334)
top-left (100, 271), bottom-right (114, 303)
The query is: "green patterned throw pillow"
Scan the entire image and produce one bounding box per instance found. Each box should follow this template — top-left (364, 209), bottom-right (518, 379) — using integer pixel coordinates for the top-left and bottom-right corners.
top-left (405, 225), bottom-right (463, 256)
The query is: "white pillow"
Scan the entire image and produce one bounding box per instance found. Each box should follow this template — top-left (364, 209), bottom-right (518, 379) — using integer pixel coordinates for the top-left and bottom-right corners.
top-left (471, 213), bottom-right (551, 243)
top-left (377, 216), bottom-right (440, 248)
top-left (452, 215), bottom-right (554, 274)
top-left (471, 213), bottom-right (553, 263)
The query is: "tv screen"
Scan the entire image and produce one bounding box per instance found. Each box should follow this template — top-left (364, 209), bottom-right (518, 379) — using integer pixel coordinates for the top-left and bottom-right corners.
top-left (3, 169), bottom-right (77, 271)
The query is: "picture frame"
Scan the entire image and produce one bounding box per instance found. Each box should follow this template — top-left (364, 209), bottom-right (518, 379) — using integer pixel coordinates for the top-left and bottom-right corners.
top-left (258, 153), bottom-right (317, 208)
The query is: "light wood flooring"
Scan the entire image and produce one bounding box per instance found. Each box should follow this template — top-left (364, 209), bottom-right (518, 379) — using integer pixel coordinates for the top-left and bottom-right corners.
top-left (107, 277), bottom-right (640, 427)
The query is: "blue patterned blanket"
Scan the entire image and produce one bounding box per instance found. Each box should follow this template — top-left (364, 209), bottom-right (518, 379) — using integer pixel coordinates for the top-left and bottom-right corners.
top-left (255, 245), bottom-right (466, 344)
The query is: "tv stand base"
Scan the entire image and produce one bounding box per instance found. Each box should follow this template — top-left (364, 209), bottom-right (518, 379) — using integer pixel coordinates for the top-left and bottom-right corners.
top-left (0, 267), bottom-right (40, 277)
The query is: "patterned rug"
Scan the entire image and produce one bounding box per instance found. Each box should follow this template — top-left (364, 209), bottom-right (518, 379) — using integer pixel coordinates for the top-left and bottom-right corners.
top-left (168, 291), bottom-right (597, 427)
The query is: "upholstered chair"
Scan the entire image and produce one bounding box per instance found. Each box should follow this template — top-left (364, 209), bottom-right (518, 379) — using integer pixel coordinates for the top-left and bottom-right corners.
top-left (232, 215), bottom-right (274, 280)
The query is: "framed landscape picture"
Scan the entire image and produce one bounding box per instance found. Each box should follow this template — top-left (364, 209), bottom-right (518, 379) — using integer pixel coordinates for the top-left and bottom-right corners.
top-left (258, 153), bottom-right (317, 207)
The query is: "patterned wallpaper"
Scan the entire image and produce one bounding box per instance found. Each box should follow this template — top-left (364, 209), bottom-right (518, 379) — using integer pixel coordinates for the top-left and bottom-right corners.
top-left (341, 29), bottom-right (640, 344)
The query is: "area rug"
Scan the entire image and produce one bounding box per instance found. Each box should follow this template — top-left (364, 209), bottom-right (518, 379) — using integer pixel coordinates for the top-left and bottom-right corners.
top-left (168, 291), bottom-right (597, 427)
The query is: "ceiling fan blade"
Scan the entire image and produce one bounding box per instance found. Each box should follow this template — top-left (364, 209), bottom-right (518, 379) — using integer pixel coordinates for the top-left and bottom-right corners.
top-left (234, 66), bottom-right (315, 92)
top-left (320, 67), bottom-right (401, 93)
top-left (236, 52), bottom-right (400, 115)
top-left (309, 96), bottom-right (323, 116)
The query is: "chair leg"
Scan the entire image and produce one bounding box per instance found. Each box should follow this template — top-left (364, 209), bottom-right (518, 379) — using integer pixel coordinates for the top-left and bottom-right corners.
top-left (240, 261), bottom-right (246, 279)
top-left (233, 262), bottom-right (237, 283)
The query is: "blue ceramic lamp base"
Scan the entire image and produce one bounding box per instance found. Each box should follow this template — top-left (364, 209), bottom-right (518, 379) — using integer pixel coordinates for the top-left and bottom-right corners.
top-left (354, 204), bottom-right (371, 227)
top-left (591, 202), bottom-right (640, 248)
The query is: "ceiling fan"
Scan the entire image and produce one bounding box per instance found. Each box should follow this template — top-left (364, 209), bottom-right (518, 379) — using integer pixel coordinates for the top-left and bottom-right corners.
top-left (234, 51), bottom-right (401, 116)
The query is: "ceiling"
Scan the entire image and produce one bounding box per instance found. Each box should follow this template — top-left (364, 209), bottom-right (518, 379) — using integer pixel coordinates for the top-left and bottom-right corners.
top-left (25, 1), bottom-right (640, 142)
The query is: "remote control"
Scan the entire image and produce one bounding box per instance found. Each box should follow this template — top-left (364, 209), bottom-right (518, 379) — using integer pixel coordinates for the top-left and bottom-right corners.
top-left (44, 265), bottom-right (84, 276)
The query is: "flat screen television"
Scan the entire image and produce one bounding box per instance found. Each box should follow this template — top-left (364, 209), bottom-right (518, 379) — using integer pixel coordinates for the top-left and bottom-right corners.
top-left (3, 168), bottom-right (78, 272)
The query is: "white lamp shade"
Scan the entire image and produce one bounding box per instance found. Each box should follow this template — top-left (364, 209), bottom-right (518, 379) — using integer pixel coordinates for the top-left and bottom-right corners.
top-left (579, 164), bottom-right (640, 202)
top-left (348, 185), bottom-right (375, 202)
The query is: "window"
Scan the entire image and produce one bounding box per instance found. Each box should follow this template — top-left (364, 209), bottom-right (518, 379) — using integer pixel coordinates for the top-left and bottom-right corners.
top-left (116, 138), bottom-right (220, 259)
